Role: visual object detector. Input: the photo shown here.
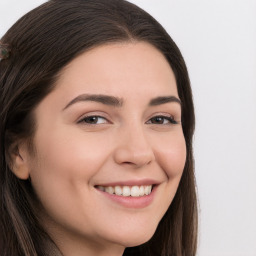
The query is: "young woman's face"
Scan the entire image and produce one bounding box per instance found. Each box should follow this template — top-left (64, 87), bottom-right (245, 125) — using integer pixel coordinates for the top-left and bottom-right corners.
top-left (26, 42), bottom-right (186, 254)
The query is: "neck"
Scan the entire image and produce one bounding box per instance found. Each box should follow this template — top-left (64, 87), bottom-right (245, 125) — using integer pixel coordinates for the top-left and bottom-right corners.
top-left (54, 237), bottom-right (125, 256)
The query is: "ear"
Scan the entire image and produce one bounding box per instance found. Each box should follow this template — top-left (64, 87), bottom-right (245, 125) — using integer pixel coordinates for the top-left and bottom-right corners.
top-left (10, 142), bottom-right (30, 180)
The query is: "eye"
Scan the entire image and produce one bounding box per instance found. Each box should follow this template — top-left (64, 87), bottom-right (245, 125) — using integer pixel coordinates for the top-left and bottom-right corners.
top-left (147, 115), bottom-right (178, 125)
top-left (78, 115), bottom-right (108, 125)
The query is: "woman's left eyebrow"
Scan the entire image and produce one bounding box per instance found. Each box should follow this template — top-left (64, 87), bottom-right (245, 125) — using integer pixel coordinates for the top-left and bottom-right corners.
top-left (149, 96), bottom-right (181, 106)
top-left (63, 94), bottom-right (181, 111)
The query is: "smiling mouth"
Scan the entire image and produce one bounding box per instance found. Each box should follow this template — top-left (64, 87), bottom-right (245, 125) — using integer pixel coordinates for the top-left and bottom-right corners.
top-left (96, 185), bottom-right (153, 197)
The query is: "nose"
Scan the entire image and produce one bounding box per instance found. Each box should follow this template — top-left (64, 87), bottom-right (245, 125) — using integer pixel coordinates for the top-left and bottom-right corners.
top-left (113, 125), bottom-right (155, 168)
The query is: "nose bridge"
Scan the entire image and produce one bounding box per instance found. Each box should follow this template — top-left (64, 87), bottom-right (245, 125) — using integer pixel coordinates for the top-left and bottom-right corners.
top-left (113, 120), bottom-right (155, 167)
top-left (126, 122), bottom-right (150, 151)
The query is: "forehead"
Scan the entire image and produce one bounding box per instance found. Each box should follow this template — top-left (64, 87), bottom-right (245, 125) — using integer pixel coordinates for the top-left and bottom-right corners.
top-left (56, 41), bottom-right (177, 94)
top-left (37, 42), bottom-right (179, 114)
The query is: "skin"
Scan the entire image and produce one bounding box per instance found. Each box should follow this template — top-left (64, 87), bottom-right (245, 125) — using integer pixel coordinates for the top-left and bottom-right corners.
top-left (15, 42), bottom-right (186, 256)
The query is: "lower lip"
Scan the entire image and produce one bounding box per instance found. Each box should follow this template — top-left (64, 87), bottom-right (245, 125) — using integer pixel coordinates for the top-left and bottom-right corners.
top-left (96, 186), bottom-right (157, 209)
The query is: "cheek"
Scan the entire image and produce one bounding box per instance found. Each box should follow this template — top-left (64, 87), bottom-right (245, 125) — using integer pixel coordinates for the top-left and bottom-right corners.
top-left (28, 128), bottom-right (115, 216)
top-left (31, 128), bottom-right (109, 178)
top-left (148, 131), bottom-right (186, 228)
top-left (154, 132), bottom-right (187, 178)
top-left (28, 130), bottom-right (112, 231)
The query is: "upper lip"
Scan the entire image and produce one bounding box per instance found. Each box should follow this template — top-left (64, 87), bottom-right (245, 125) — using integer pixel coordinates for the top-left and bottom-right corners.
top-left (94, 179), bottom-right (160, 187)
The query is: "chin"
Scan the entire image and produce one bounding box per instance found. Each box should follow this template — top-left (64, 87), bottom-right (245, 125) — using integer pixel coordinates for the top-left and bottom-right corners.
top-left (109, 225), bottom-right (157, 248)
top-left (123, 235), bottom-right (154, 248)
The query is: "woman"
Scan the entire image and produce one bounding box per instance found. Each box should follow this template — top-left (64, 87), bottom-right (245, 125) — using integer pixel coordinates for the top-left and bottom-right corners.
top-left (0, 0), bottom-right (197, 255)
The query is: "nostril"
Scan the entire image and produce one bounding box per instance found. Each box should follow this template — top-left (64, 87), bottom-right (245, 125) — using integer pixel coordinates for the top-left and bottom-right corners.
top-left (122, 160), bottom-right (152, 168)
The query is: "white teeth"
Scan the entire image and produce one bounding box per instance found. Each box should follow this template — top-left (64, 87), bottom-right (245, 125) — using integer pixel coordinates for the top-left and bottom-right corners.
top-left (98, 185), bottom-right (153, 197)
top-left (114, 186), bottom-right (122, 196)
top-left (105, 186), bottom-right (114, 194)
top-left (122, 186), bottom-right (131, 197)
top-left (145, 185), bottom-right (152, 195)
top-left (139, 186), bottom-right (145, 196)
top-left (131, 186), bottom-right (140, 197)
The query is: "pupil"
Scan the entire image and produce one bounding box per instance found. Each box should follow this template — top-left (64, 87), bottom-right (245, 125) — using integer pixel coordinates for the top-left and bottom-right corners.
top-left (87, 116), bottom-right (98, 123)
top-left (153, 117), bottom-right (163, 124)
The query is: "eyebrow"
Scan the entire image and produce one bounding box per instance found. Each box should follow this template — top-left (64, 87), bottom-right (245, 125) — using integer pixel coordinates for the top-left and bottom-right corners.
top-left (63, 94), bottom-right (181, 110)
top-left (63, 94), bottom-right (123, 110)
top-left (149, 96), bottom-right (181, 106)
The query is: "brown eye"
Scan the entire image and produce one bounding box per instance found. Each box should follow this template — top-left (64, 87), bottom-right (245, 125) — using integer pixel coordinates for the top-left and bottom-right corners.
top-left (147, 116), bottom-right (177, 125)
top-left (79, 116), bottom-right (108, 124)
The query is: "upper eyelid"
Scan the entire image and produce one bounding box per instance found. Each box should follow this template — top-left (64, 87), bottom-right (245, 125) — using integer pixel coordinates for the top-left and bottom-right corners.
top-left (147, 112), bottom-right (178, 120)
top-left (77, 111), bottom-right (110, 121)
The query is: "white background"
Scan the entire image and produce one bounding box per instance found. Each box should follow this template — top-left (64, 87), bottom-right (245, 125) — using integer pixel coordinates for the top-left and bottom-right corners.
top-left (1, 1), bottom-right (256, 255)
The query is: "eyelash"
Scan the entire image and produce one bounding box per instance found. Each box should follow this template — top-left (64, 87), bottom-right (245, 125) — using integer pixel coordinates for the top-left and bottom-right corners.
top-left (78, 115), bottom-right (178, 125)
top-left (78, 116), bottom-right (109, 125)
top-left (146, 115), bottom-right (178, 125)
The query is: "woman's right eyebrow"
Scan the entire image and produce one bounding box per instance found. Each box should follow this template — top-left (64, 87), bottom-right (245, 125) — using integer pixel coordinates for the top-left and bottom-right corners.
top-left (63, 94), bottom-right (181, 111)
top-left (63, 94), bottom-right (124, 110)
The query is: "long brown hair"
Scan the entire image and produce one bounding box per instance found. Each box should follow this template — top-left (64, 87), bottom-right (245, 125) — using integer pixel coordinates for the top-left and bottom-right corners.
top-left (0, 0), bottom-right (197, 255)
